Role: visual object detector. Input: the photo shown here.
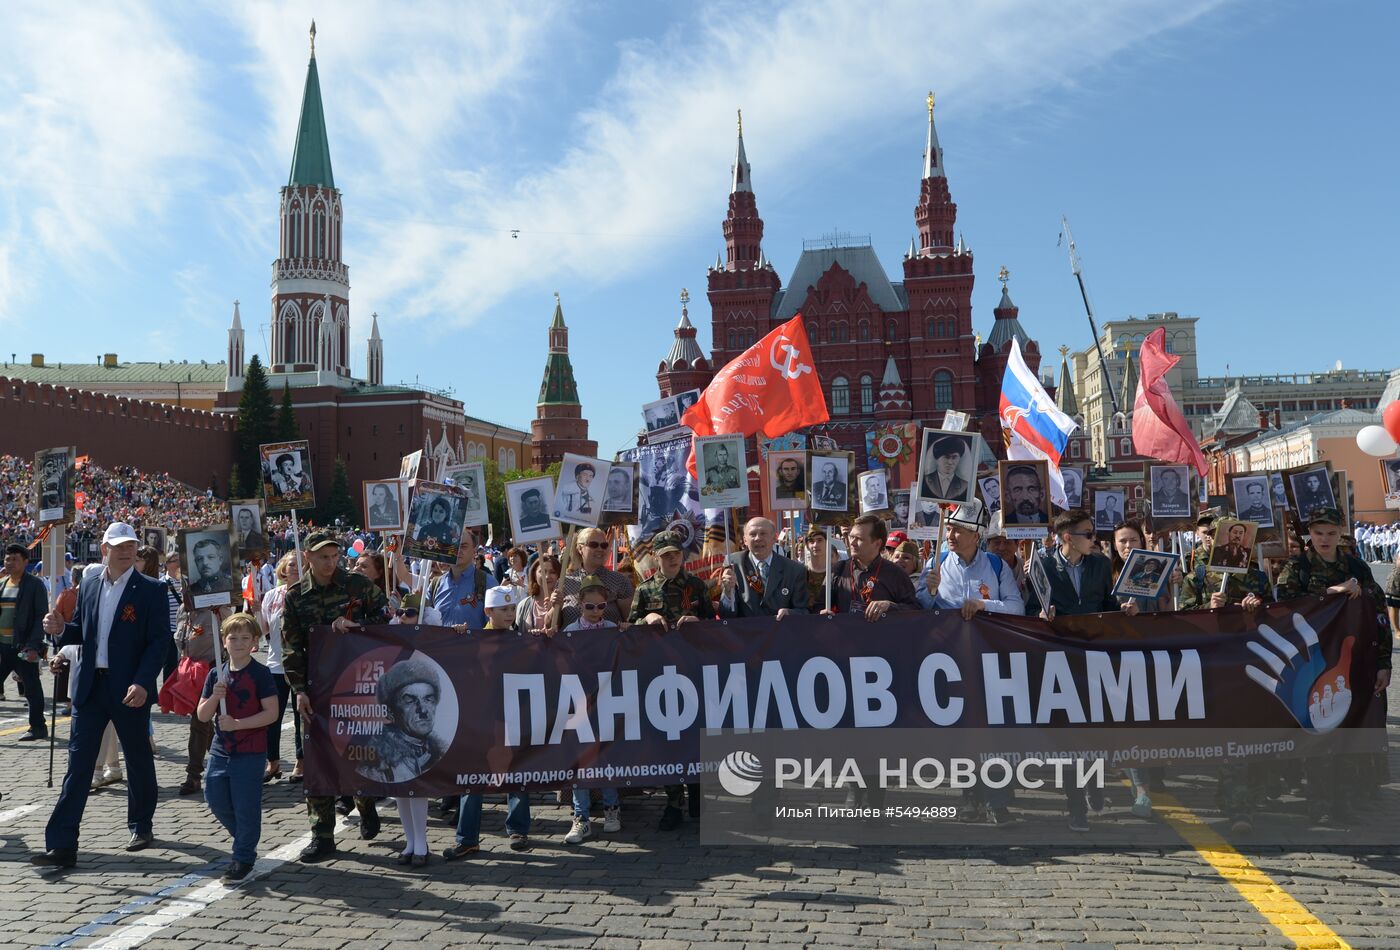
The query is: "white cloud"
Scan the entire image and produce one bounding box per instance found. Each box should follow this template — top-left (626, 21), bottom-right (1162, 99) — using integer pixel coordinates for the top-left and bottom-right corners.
top-left (223, 0), bottom-right (1227, 328)
top-left (0, 1), bottom-right (210, 319)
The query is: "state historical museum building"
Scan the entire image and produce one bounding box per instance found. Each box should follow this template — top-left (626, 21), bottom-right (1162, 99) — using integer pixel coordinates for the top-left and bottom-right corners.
top-left (658, 97), bottom-right (1045, 458)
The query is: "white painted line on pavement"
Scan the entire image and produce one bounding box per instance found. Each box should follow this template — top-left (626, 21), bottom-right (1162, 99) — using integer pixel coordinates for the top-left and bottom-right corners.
top-left (76, 817), bottom-right (352, 950)
top-left (0, 803), bottom-right (43, 825)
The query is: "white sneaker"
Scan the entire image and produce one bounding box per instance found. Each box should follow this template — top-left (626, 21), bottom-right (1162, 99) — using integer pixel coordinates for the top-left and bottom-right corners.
top-left (602, 807), bottom-right (621, 833)
top-left (564, 817), bottom-right (592, 844)
top-left (103, 767), bottom-right (123, 785)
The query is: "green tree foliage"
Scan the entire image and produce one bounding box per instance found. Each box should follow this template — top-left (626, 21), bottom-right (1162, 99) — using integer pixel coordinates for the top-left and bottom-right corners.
top-left (235, 355), bottom-right (276, 495)
top-left (316, 458), bottom-right (358, 527)
top-left (275, 382), bottom-right (300, 440)
top-left (228, 465), bottom-right (244, 501)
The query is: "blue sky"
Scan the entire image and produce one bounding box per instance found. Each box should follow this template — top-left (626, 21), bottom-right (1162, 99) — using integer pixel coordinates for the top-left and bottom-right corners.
top-left (1, 0), bottom-right (1394, 458)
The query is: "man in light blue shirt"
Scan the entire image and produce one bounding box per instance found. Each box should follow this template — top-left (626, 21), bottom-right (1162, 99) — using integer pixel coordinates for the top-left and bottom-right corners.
top-left (917, 501), bottom-right (1024, 618)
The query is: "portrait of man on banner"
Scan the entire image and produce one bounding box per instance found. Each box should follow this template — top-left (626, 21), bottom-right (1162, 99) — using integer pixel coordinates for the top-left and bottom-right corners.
top-left (768, 450), bottom-right (808, 511)
top-left (442, 461), bottom-right (489, 528)
top-left (808, 454), bottom-right (850, 513)
top-left (696, 435), bottom-right (748, 509)
top-left (1208, 518), bottom-right (1258, 573)
top-left (1231, 475), bottom-right (1275, 529)
top-left (506, 476), bottom-right (561, 544)
top-left (181, 527), bottom-right (236, 609)
top-left (858, 469), bottom-right (890, 516)
top-left (348, 652), bottom-right (458, 785)
top-left (553, 454), bottom-right (609, 527)
top-left (230, 500), bottom-right (267, 557)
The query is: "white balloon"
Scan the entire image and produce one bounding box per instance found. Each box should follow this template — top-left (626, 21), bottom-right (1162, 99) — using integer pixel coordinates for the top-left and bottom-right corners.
top-left (1356, 425), bottom-right (1399, 458)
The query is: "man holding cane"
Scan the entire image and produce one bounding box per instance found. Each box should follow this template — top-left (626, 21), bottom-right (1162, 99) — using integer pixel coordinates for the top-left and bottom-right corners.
top-left (32, 523), bottom-right (172, 868)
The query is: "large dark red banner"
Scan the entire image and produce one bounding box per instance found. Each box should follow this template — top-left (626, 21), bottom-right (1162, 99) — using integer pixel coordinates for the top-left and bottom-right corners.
top-left (303, 595), bottom-right (1388, 797)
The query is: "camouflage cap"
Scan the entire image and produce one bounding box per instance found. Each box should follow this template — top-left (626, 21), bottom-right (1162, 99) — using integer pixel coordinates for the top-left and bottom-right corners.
top-left (305, 530), bottom-right (341, 552)
top-left (652, 531), bottom-right (683, 555)
top-left (578, 573), bottom-right (609, 596)
top-left (1305, 506), bottom-right (1344, 527)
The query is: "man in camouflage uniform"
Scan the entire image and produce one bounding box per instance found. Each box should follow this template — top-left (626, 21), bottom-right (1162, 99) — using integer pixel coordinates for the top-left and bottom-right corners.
top-left (283, 531), bottom-right (390, 862)
top-left (1275, 507), bottom-right (1392, 822)
top-left (627, 531), bottom-right (715, 830)
top-left (1179, 541), bottom-right (1275, 833)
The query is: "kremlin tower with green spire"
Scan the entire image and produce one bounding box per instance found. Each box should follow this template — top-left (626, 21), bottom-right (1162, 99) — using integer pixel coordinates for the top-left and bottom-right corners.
top-left (531, 294), bottom-right (597, 467)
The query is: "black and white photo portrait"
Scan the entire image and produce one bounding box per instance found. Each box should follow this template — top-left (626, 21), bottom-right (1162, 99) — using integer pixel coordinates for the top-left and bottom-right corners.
top-left (1382, 457), bottom-right (1400, 497)
top-left (808, 454), bottom-right (850, 513)
top-left (908, 496), bottom-right (941, 540)
top-left (1270, 472), bottom-right (1289, 510)
top-left (507, 476), bottom-right (560, 544)
top-left (405, 481), bottom-right (470, 563)
top-left (180, 527), bottom-right (235, 608)
top-left (642, 395), bottom-right (680, 434)
top-left (1231, 475), bottom-right (1275, 529)
top-left (363, 480), bottom-right (405, 532)
top-left (1149, 464), bottom-right (1193, 520)
top-left (1060, 465), bottom-right (1084, 510)
top-left (1288, 466), bottom-right (1336, 519)
top-left (34, 446), bottom-right (75, 524)
top-left (229, 500), bottom-right (267, 555)
top-left (673, 389), bottom-right (700, 421)
top-left (858, 470), bottom-right (890, 515)
top-left (767, 450), bottom-right (807, 511)
top-left (1093, 488), bottom-right (1126, 532)
top-left (978, 475), bottom-right (1002, 517)
top-left (142, 527), bottom-right (167, 556)
top-left (696, 435), bottom-right (748, 508)
top-left (891, 490), bottom-right (911, 527)
top-left (620, 440), bottom-right (690, 536)
top-left (553, 454), bottom-right (608, 528)
top-left (999, 461), bottom-right (1050, 528)
top-left (442, 462), bottom-right (488, 527)
top-left (399, 451), bottom-right (424, 481)
top-left (915, 430), bottom-right (976, 506)
top-left (600, 462), bottom-right (637, 519)
top-left (259, 440), bottom-right (315, 513)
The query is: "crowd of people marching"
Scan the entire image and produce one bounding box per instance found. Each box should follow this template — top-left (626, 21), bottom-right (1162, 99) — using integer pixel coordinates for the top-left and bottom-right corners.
top-left (5, 457), bottom-right (1400, 882)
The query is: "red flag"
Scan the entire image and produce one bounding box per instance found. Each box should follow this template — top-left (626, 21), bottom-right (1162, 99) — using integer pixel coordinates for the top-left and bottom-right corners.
top-left (242, 571), bottom-right (256, 606)
top-left (1132, 327), bottom-right (1207, 476)
top-left (680, 314), bottom-right (828, 472)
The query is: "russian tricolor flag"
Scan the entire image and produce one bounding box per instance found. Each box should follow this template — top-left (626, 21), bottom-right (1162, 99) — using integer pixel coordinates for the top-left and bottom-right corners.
top-left (999, 340), bottom-right (1078, 507)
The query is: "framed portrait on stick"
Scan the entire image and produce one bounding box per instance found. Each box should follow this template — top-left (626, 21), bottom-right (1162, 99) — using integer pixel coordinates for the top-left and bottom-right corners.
top-left (1228, 474), bottom-right (1275, 530)
top-left (767, 450), bottom-right (808, 512)
top-left (1111, 549), bottom-right (1175, 601)
top-left (553, 453), bottom-right (610, 528)
top-left (506, 476), bottom-right (561, 545)
top-left (599, 461), bottom-right (638, 526)
top-left (260, 440), bottom-right (315, 513)
top-left (889, 489), bottom-right (911, 529)
top-left (914, 429), bottom-right (976, 506)
top-left (1092, 487), bottom-right (1126, 533)
top-left (229, 499), bottom-right (267, 558)
top-left (695, 434), bottom-right (748, 508)
top-left (1207, 518), bottom-right (1258, 574)
top-left (1380, 456), bottom-right (1400, 510)
top-left (34, 446), bottom-right (76, 525)
top-left (1148, 464), bottom-right (1193, 521)
top-left (1059, 464), bottom-right (1085, 511)
top-left (442, 461), bottom-right (489, 528)
top-left (1285, 462), bottom-right (1336, 520)
top-left (906, 494), bottom-right (941, 541)
top-left (399, 450), bottom-right (424, 481)
top-left (977, 474), bottom-right (1002, 519)
top-left (808, 451), bottom-right (855, 525)
top-left (141, 526), bottom-right (167, 556)
top-left (999, 459), bottom-right (1051, 539)
top-left (405, 481), bottom-right (470, 563)
top-left (180, 526), bottom-right (237, 609)
top-left (857, 469), bottom-right (890, 516)
top-left (363, 480), bottom-right (406, 533)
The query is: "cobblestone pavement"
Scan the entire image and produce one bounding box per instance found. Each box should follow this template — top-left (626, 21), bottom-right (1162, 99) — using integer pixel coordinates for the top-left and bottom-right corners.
top-left (2, 641), bottom-right (1398, 949)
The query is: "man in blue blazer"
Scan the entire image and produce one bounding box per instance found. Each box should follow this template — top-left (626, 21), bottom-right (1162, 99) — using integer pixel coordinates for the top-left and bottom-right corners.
top-left (32, 522), bottom-right (172, 868)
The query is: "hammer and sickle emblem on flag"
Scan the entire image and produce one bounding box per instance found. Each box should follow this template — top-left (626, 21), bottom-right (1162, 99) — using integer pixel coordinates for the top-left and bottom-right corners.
top-left (769, 336), bottom-right (813, 381)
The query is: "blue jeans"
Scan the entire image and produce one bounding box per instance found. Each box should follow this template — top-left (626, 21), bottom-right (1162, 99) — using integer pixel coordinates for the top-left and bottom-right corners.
top-left (205, 753), bottom-right (264, 864)
top-left (455, 792), bottom-right (530, 847)
top-left (572, 787), bottom-right (619, 819)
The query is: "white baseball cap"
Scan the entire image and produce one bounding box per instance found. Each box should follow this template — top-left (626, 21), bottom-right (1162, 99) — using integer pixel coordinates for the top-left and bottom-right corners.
top-left (102, 522), bottom-right (139, 546)
top-left (484, 585), bottom-right (517, 609)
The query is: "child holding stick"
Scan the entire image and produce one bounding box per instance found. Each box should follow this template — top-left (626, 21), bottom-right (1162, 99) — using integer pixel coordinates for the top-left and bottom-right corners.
top-left (196, 612), bottom-right (278, 881)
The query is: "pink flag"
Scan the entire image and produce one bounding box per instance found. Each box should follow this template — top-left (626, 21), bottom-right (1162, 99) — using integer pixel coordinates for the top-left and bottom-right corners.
top-left (1132, 327), bottom-right (1207, 476)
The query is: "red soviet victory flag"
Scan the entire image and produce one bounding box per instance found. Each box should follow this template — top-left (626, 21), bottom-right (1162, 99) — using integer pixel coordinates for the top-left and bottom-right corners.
top-left (681, 314), bottom-right (829, 472)
top-left (1132, 327), bottom-right (1208, 476)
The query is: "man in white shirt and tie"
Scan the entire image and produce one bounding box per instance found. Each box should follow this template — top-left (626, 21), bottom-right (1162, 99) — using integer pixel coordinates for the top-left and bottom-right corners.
top-left (33, 523), bottom-right (173, 869)
top-left (718, 518), bottom-right (810, 618)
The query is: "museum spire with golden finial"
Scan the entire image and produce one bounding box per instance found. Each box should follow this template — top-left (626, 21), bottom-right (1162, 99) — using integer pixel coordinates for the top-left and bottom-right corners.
top-left (922, 90), bottom-right (944, 180)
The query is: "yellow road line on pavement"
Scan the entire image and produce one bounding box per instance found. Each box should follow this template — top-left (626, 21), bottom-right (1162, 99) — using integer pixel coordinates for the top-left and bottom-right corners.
top-left (0, 715), bottom-right (69, 738)
top-left (1152, 789), bottom-right (1351, 949)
